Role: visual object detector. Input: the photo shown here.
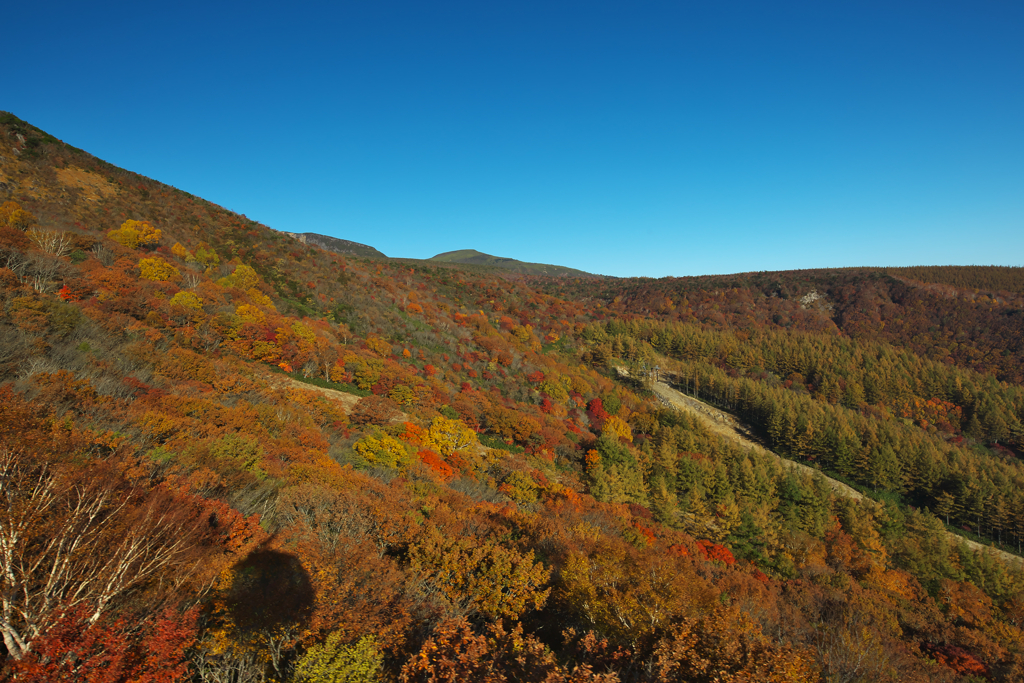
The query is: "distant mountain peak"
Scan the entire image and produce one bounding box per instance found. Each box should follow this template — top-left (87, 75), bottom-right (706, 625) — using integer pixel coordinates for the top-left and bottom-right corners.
top-left (433, 249), bottom-right (484, 258)
top-left (427, 249), bottom-right (595, 277)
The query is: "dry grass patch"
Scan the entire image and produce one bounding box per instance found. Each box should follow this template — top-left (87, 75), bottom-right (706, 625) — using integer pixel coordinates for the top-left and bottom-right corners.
top-left (55, 166), bottom-right (118, 202)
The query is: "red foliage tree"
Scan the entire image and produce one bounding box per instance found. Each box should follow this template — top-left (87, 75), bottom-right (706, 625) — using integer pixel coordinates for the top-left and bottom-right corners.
top-left (418, 449), bottom-right (456, 482)
top-left (6, 605), bottom-right (197, 683)
top-left (696, 540), bottom-right (736, 566)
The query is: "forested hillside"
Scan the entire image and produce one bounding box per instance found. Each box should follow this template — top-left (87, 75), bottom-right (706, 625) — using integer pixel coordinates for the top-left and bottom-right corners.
top-left (537, 267), bottom-right (1024, 384)
top-left (2, 112), bottom-right (1024, 682)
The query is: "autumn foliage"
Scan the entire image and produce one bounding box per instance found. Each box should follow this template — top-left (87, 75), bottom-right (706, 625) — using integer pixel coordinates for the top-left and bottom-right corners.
top-left (1, 112), bottom-right (1024, 682)
top-left (108, 219), bottom-right (161, 249)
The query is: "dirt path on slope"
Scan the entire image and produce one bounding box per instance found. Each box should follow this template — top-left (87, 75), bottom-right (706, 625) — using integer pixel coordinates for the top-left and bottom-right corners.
top-left (282, 377), bottom-right (364, 412)
top-left (648, 380), bottom-right (864, 501)
top-left (647, 378), bottom-right (1024, 568)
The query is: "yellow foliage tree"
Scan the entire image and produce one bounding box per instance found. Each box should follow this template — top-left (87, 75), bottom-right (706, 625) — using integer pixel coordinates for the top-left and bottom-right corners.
top-left (511, 324), bottom-right (533, 344)
top-left (292, 633), bottom-right (383, 683)
top-left (567, 375), bottom-right (592, 396)
top-left (138, 256), bottom-right (181, 281)
top-left (109, 219), bottom-right (161, 249)
top-left (291, 321), bottom-right (317, 346)
top-left (538, 378), bottom-right (569, 403)
top-left (210, 433), bottom-right (266, 480)
top-left (351, 357), bottom-right (384, 391)
top-left (194, 242), bottom-right (220, 267)
top-left (234, 304), bottom-right (267, 327)
top-left (329, 363), bottom-right (347, 384)
top-left (365, 336), bottom-right (392, 357)
top-left (389, 384), bottom-right (416, 406)
top-left (0, 201), bottom-right (36, 230)
top-left (425, 416), bottom-right (478, 457)
top-left (217, 264), bottom-right (261, 290)
top-left (247, 288), bottom-right (276, 311)
top-left (499, 471), bottom-right (539, 504)
top-left (604, 415), bottom-right (633, 442)
top-left (353, 432), bottom-right (410, 468)
top-left (171, 242), bottom-right (193, 261)
top-left (169, 291), bottom-right (204, 311)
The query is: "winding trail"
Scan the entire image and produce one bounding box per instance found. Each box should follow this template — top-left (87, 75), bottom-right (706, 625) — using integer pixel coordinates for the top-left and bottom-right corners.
top-left (649, 380), bottom-right (864, 500)
top-left (645, 375), bottom-right (1024, 568)
top-left (282, 377), bottom-right (363, 412)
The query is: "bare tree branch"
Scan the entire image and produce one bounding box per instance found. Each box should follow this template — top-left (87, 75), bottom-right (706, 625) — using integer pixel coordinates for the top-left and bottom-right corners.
top-left (0, 448), bottom-right (202, 659)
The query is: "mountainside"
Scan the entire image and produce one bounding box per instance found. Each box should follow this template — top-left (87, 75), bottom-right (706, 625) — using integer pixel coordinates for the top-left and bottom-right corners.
top-left (429, 248), bottom-right (596, 277)
top-left (2, 111), bottom-right (1024, 682)
top-left (284, 232), bottom-right (387, 259)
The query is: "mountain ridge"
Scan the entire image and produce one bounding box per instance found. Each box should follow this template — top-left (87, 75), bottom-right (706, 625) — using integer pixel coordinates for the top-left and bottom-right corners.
top-left (282, 231), bottom-right (387, 259)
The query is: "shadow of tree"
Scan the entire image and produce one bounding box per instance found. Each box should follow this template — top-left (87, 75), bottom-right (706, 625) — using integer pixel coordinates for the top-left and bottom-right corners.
top-left (222, 549), bottom-right (315, 634)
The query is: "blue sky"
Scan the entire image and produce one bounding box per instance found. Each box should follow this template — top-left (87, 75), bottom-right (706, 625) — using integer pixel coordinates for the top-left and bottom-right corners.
top-left (6, 1), bottom-right (1023, 277)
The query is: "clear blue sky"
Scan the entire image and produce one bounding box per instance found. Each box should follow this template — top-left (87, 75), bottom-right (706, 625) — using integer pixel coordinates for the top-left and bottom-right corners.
top-left (6, 1), bottom-right (1023, 277)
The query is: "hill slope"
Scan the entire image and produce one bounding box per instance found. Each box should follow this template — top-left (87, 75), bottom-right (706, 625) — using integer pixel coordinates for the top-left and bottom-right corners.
top-left (2, 111), bottom-right (1024, 682)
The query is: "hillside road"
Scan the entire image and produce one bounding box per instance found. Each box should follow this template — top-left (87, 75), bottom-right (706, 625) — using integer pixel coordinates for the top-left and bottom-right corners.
top-left (646, 376), bottom-right (1024, 568)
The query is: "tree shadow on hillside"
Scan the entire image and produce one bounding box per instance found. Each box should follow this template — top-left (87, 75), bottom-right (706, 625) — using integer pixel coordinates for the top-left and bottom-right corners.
top-left (222, 549), bottom-right (315, 633)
